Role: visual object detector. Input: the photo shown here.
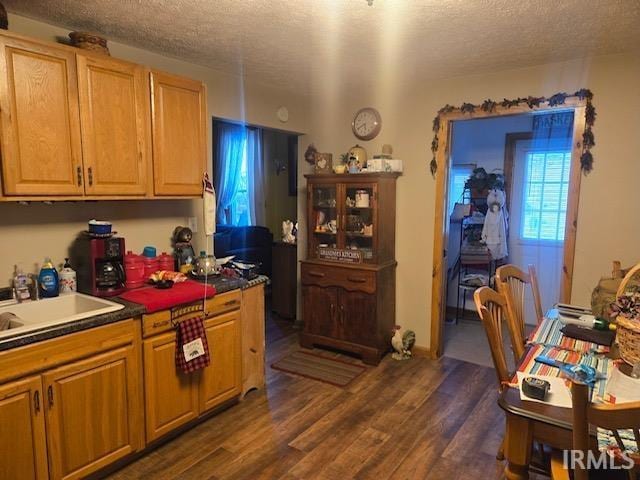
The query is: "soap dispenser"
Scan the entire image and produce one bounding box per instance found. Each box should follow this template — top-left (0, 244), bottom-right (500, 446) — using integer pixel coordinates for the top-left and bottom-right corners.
top-left (38, 257), bottom-right (59, 298)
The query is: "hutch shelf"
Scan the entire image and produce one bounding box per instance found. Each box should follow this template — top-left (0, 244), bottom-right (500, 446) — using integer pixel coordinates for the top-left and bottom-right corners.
top-left (300, 172), bottom-right (400, 365)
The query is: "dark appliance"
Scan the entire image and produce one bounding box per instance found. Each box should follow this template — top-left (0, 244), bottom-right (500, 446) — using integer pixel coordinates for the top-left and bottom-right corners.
top-left (72, 236), bottom-right (126, 297)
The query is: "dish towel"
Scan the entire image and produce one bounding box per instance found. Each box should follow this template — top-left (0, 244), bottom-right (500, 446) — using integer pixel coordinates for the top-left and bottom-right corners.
top-left (175, 316), bottom-right (210, 374)
top-left (203, 173), bottom-right (216, 236)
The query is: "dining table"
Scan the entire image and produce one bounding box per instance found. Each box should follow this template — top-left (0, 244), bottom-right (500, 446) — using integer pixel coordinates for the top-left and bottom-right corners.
top-left (498, 309), bottom-right (622, 480)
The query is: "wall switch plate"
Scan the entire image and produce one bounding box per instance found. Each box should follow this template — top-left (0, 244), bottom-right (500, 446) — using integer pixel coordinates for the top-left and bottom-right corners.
top-left (187, 216), bottom-right (198, 233)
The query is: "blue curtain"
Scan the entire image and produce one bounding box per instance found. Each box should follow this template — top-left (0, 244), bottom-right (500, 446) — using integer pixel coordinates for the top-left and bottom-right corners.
top-left (214, 122), bottom-right (246, 225)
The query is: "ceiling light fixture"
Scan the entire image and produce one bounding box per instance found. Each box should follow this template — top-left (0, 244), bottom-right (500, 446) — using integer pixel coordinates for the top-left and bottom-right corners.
top-left (366, 0), bottom-right (373, 5)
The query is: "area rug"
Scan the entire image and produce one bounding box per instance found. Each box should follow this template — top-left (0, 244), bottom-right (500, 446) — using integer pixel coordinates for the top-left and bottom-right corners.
top-left (271, 350), bottom-right (367, 387)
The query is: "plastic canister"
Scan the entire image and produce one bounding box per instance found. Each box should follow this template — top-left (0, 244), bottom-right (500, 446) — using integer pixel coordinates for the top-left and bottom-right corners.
top-left (158, 252), bottom-right (175, 272)
top-left (125, 251), bottom-right (146, 289)
top-left (142, 255), bottom-right (159, 280)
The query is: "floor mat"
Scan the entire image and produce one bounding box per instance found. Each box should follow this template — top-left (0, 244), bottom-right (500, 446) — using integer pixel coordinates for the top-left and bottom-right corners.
top-left (271, 350), bottom-right (366, 387)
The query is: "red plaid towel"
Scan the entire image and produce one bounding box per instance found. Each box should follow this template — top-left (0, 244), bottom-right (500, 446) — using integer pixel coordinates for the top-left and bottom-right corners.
top-left (175, 316), bottom-right (210, 374)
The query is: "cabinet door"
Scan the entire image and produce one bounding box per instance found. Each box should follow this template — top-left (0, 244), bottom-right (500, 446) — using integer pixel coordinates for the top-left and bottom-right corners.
top-left (77, 54), bottom-right (150, 195)
top-left (307, 183), bottom-right (339, 257)
top-left (0, 375), bottom-right (48, 480)
top-left (200, 311), bottom-right (241, 412)
top-left (43, 345), bottom-right (143, 480)
top-left (143, 330), bottom-right (199, 442)
top-left (0, 36), bottom-right (83, 196)
top-left (339, 288), bottom-right (378, 347)
top-left (302, 285), bottom-right (340, 339)
top-left (150, 70), bottom-right (206, 196)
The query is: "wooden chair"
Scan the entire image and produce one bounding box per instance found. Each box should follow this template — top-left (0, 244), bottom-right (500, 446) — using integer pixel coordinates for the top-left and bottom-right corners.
top-left (473, 286), bottom-right (513, 460)
top-left (495, 264), bottom-right (544, 362)
top-left (551, 380), bottom-right (640, 480)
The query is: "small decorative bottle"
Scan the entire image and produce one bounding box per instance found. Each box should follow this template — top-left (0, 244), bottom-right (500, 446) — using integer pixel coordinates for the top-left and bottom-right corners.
top-left (59, 258), bottom-right (77, 294)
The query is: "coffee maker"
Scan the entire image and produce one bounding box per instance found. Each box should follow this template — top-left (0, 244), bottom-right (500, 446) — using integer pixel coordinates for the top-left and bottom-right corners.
top-left (72, 236), bottom-right (126, 297)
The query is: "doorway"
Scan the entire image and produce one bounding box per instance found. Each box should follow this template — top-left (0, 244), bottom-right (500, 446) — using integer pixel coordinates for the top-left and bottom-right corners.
top-left (212, 119), bottom-right (300, 325)
top-left (430, 102), bottom-right (586, 359)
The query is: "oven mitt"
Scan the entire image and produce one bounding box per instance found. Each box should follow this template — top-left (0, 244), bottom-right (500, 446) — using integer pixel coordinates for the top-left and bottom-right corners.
top-left (560, 324), bottom-right (615, 347)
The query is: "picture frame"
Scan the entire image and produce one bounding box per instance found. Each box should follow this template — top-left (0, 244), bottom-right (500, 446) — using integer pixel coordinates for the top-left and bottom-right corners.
top-left (314, 152), bottom-right (333, 174)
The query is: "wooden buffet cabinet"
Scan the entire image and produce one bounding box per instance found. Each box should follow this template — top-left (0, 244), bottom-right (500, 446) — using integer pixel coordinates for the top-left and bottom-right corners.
top-left (0, 285), bottom-right (265, 480)
top-left (0, 30), bottom-right (206, 200)
top-left (301, 173), bottom-right (399, 365)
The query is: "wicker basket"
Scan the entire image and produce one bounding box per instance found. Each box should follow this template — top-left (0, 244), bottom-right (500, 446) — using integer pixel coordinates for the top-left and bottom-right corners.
top-left (68, 32), bottom-right (110, 55)
top-left (615, 262), bottom-right (640, 365)
top-left (616, 316), bottom-right (640, 365)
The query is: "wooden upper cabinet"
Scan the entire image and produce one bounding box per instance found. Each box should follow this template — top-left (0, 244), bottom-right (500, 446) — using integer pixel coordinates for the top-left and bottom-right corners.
top-left (43, 345), bottom-right (143, 480)
top-left (0, 375), bottom-right (48, 480)
top-left (76, 55), bottom-right (150, 195)
top-left (150, 70), bottom-right (206, 196)
top-left (0, 36), bottom-right (83, 196)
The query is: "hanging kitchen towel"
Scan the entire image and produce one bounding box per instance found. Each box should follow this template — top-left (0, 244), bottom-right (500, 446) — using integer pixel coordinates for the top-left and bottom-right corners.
top-left (175, 316), bottom-right (210, 373)
top-left (203, 173), bottom-right (216, 236)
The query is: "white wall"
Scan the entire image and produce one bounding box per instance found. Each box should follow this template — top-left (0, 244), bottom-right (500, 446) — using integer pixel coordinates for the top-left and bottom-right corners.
top-left (0, 14), bottom-right (309, 283)
top-left (302, 53), bottom-right (640, 349)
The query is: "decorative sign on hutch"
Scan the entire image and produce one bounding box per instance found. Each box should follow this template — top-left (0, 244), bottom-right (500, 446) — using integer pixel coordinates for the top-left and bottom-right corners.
top-left (318, 247), bottom-right (363, 264)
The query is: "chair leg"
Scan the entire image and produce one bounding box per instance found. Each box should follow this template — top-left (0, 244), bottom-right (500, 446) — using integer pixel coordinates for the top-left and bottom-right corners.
top-left (497, 434), bottom-right (505, 461)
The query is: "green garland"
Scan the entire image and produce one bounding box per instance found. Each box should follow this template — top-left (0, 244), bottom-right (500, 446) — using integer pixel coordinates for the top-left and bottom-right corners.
top-left (430, 89), bottom-right (596, 177)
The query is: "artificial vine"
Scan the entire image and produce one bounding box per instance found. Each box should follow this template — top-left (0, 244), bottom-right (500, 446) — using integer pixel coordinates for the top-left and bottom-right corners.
top-left (430, 89), bottom-right (596, 178)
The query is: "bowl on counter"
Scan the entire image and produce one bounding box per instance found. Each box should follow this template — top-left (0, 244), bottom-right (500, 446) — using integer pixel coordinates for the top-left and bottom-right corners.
top-left (88, 219), bottom-right (112, 235)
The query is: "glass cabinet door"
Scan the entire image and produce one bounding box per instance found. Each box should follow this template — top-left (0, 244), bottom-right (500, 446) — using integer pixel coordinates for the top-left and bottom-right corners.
top-left (308, 184), bottom-right (338, 257)
top-left (342, 183), bottom-right (377, 262)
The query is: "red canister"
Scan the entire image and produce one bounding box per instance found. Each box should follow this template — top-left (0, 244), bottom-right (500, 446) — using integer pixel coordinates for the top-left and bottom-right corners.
top-left (158, 252), bottom-right (175, 272)
top-left (142, 256), bottom-right (160, 280)
top-left (124, 251), bottom-right (145, 289)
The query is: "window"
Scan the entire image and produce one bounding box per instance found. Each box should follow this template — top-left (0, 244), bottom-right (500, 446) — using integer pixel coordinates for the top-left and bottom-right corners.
top-left (448, 164), bottom-right (474, 218)
top-left (231, 149), bottom-right (250, 226)
top-left (521, 150), bottom-right (571, 241)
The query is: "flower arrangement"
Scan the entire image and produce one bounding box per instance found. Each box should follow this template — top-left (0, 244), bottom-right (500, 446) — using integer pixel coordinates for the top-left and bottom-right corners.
top-left (464, 167), bottom-right (505, 193)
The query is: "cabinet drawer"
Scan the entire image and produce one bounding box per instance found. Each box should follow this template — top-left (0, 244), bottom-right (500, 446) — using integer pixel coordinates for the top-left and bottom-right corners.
top-left (142, 290), bottom-right (242, 338)
top-left (301, 264), bottom-right (376, 294)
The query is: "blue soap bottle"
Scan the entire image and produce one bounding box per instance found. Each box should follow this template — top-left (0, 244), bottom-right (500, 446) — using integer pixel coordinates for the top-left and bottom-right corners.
top-left (38, 257), bottom-right (59, 298)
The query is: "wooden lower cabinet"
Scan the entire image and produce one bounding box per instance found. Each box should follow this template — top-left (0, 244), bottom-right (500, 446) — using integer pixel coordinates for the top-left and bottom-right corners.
top-left (143, 330), bottom-right (199, 442)
top-left (43, 345), bottom-right (143, 480)
top-left (0, 375), bottom-right (48, 480)
top-left (200, 311), bottom-right (242, 411)
top-left (300, 262), bottom-right (395, 365)
top-left (143, 301), bottom-right (243, 443)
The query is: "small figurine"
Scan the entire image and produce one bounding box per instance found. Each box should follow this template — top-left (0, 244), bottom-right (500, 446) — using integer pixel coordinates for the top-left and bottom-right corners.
top-left (391, 325), bottom-right (416, 360)
top-left (282, 220), bottom-right (296, 244)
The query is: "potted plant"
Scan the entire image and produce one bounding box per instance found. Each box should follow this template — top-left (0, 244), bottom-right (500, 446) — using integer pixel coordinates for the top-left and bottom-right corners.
top-left (464, 167), bottom-right (505, 198)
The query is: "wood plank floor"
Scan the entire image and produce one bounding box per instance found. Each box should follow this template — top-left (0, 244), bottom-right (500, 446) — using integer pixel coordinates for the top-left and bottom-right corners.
top-left (108, 314), bottom-right (532, 480)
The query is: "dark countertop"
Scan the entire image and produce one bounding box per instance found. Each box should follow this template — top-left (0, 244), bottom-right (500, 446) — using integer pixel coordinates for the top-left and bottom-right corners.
top-left (0, 274), bottom-right (264, 352)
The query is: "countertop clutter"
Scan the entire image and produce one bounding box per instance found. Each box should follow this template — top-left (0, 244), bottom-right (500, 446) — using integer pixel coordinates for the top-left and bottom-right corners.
top-left (0, 274), bottom-right (253, 351)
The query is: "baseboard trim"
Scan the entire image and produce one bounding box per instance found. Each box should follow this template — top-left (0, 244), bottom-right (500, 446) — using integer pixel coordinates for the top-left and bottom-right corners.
top-left (412, 345), bottom-right (431, 358)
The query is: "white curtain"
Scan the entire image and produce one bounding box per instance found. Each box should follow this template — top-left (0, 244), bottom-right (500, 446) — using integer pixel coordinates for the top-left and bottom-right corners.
top-left (246, 127), bottom-right (265, 226)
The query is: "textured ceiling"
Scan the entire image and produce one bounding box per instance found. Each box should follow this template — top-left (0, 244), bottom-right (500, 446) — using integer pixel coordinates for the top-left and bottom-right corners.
top-left (5, 0), bottom-right (640, 96)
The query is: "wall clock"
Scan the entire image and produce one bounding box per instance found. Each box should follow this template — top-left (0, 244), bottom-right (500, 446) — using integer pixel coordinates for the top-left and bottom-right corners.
top-left (352, 107), bottom-right (382, 141)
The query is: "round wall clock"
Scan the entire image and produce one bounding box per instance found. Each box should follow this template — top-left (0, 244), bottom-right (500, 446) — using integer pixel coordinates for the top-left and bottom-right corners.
top-left (352, 107), bottom-right (382, 141)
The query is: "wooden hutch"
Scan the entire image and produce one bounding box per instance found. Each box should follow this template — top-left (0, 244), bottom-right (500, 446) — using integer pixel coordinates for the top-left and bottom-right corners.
top-left (300, 172), bottom-right (399, 365)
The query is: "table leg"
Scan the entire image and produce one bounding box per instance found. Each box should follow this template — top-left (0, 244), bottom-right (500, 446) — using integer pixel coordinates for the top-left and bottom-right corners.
top-left (504, 412), bottom-right (533, 480)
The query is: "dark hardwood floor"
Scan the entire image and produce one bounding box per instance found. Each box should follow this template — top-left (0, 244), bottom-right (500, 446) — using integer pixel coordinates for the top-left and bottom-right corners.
top-left (107, 309), bottom-right (532, 479)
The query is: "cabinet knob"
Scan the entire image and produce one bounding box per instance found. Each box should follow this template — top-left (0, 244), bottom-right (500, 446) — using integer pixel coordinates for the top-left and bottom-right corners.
top-left (33, 390), bottom-right (40, 413)
top-left (308, 271), bottom-right (325, 278)
top-left (88, 167), bottom-right (93, 186)
top-left (76, 166), bottom-right (82, 186)
top-left (47, 385), bottom-right (54, 407)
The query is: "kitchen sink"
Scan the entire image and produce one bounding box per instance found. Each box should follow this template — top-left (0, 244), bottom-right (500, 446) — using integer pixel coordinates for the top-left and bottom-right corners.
top-left (0, 293), bottom-right (124, 342)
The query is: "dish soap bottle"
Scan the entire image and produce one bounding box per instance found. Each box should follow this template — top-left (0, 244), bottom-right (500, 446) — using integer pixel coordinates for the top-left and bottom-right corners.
top-left (59, 258), bottom-right (77, 294)
top-left (38, 257), bottom-right (59, 298)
